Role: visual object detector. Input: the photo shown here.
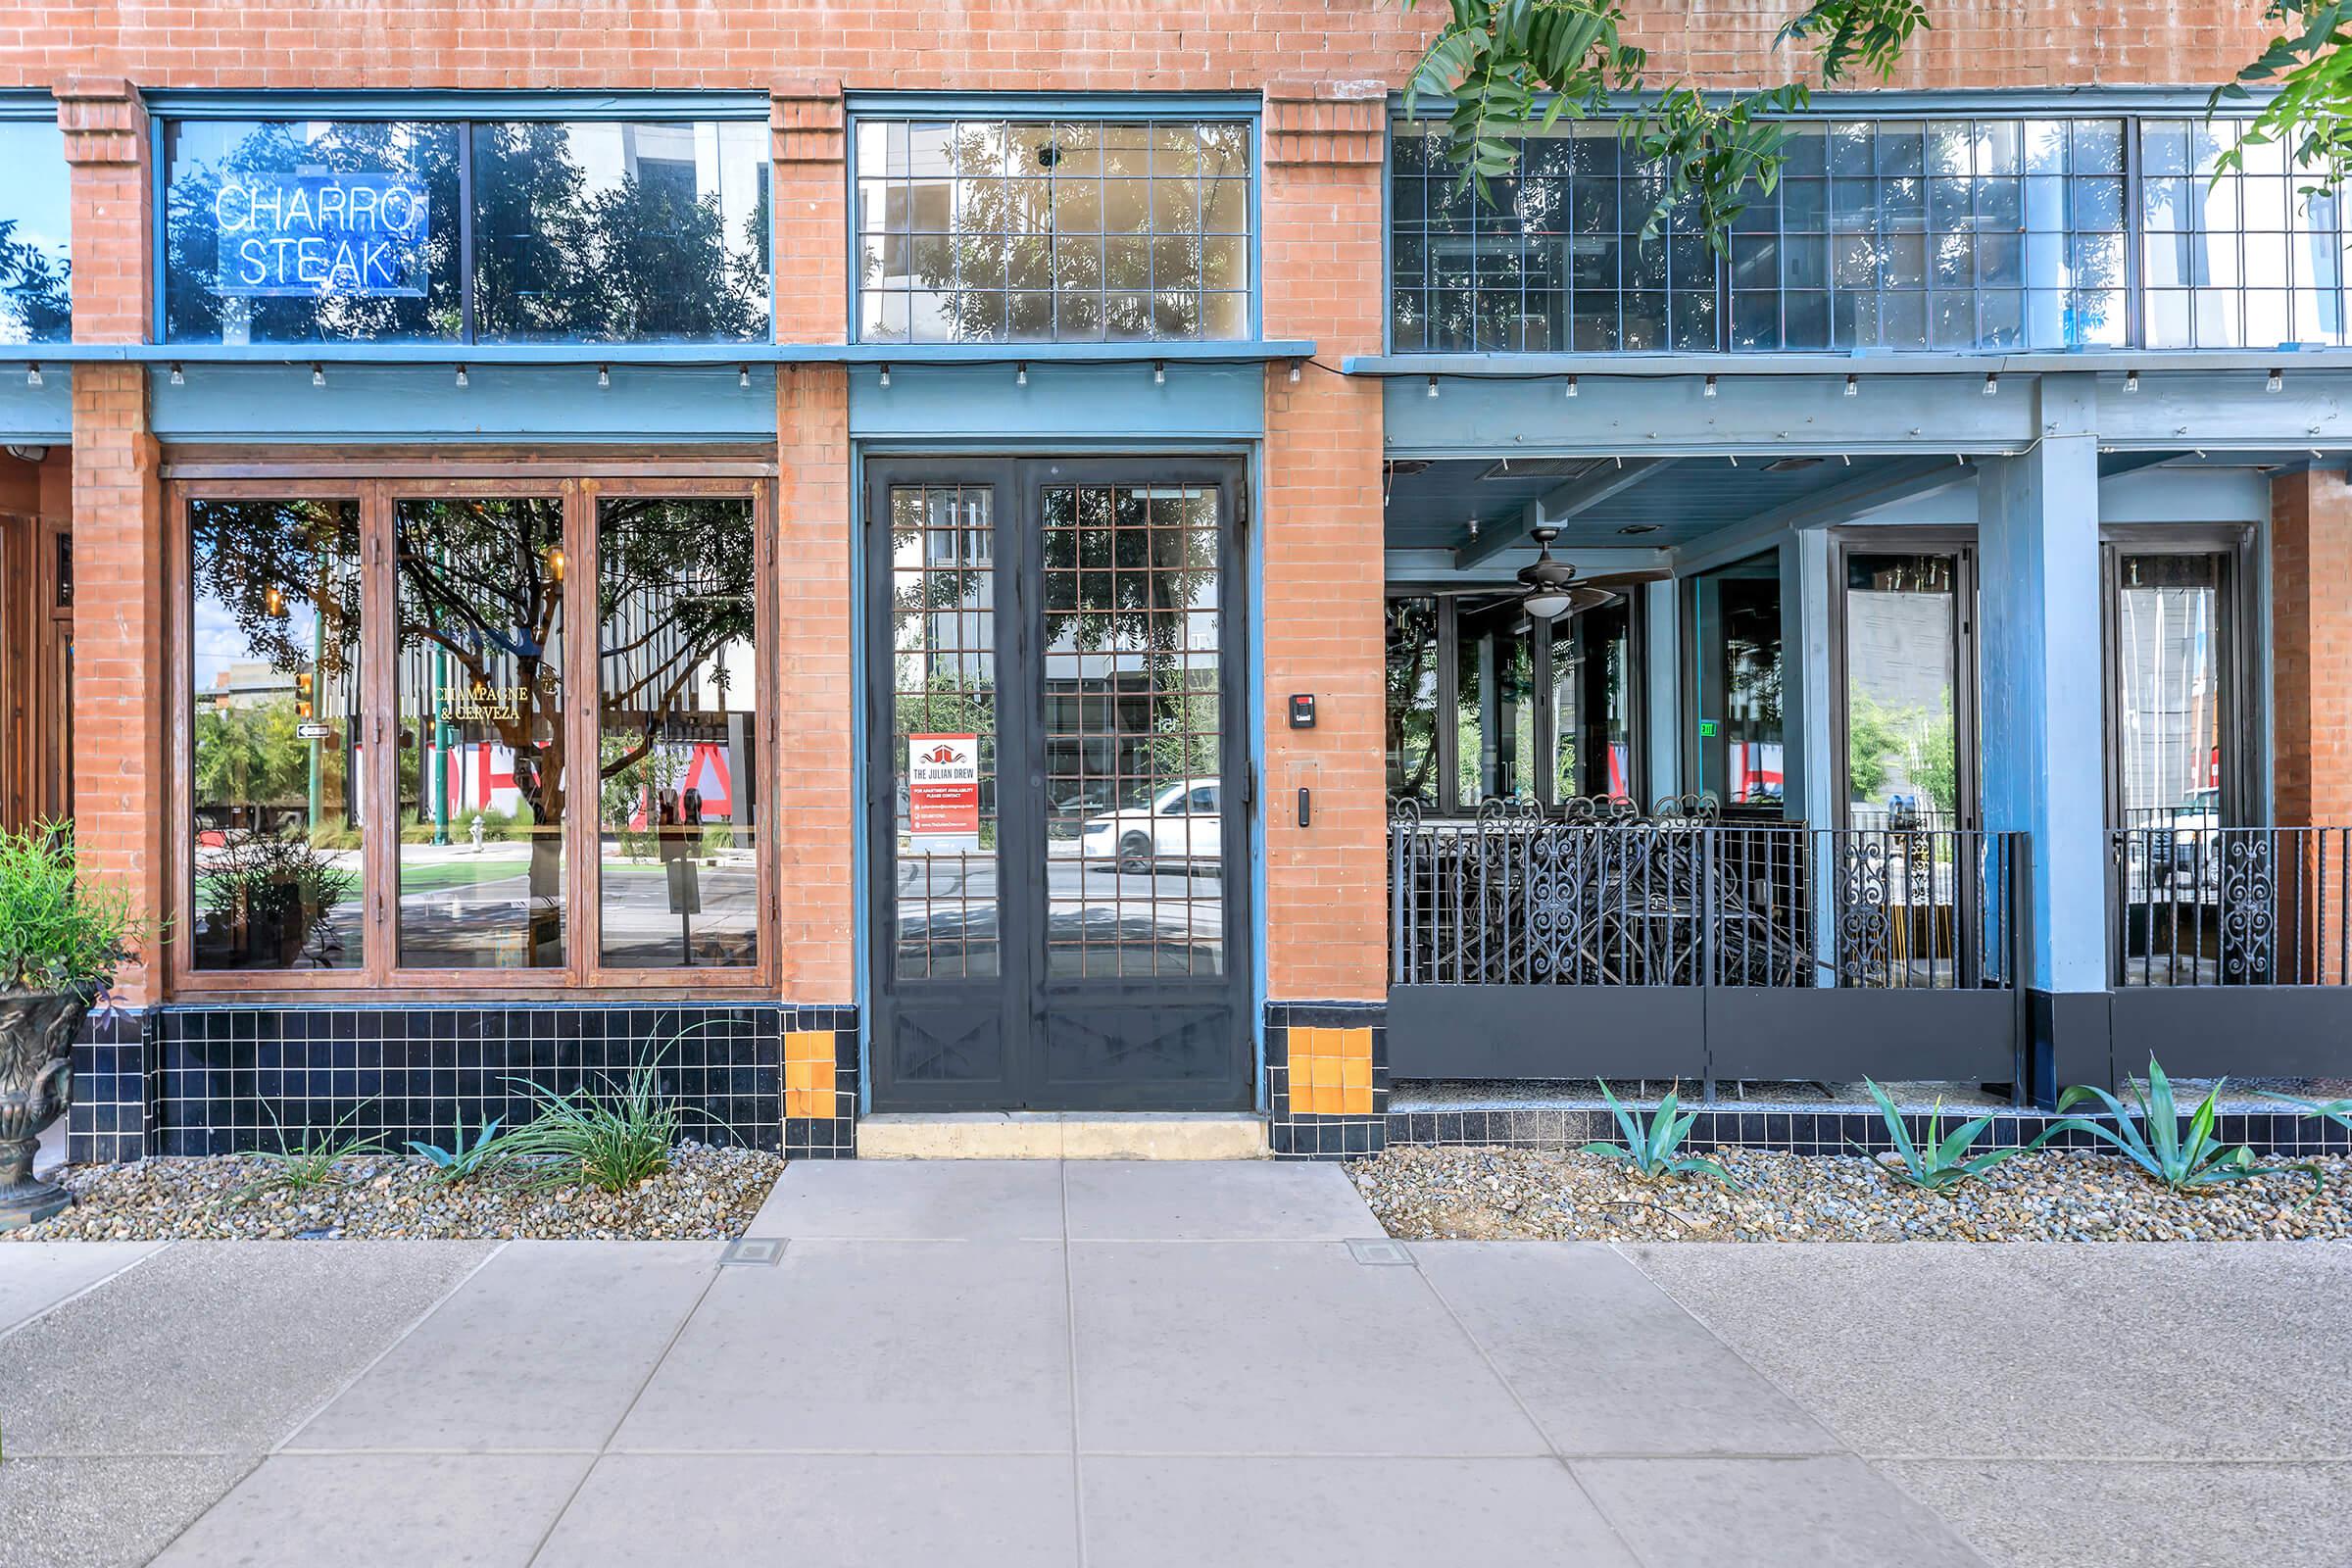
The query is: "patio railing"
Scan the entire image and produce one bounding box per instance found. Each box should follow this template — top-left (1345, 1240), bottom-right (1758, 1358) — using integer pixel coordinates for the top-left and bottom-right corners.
top-left (1391, 816), bottom-right (2018, 993)
top-left (1387, 810), bottom-right (2027, 1092)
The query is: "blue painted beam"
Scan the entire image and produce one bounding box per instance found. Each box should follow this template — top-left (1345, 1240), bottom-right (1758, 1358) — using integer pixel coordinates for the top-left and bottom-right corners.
top-left (18, 340), bottom-right (1314, 368)
top-left (149, 364), bottom-right (775, 443)
top-left (1351, 350), bottom-right (2352, 377)
top-left (0, 369), bottom-right (73, 442)
top-left (848, 363), bottom-right (1265, 443)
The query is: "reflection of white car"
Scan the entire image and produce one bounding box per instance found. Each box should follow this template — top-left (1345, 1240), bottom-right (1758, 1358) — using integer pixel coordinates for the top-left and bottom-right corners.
top-left (2161, 786), bottom-right (2221, 887)
top-left (1081, 780), bottom-right (1222, 874)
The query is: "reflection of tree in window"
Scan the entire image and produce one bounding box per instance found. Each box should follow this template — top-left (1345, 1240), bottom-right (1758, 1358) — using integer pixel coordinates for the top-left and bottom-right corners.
top-left (0, 219), bottom-right (69, 342)
top-left (395, 498), bottom-right (567, 965)
top-left (472, 122), bottom-right (769, 341)
top-left (188, 500), bottom-right (364, 969)
top-left (859, 120), bottom-right (1249, 344)
top-left (163, 120), bottom-right (463, 343)
top-left (1385, 598), bottom-right (1440, 804)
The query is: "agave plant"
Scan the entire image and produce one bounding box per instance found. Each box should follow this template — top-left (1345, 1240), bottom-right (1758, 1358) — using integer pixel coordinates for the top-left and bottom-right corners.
top-left (405, 1116), bottom-right (505, 1185)
top-left (2053, 1058), bottom-right (2321, 1196)
top-left (1581, 1082), bottom-right (1740, 1188)
top-left (1859, 1079), bottom-right (2041, 1194)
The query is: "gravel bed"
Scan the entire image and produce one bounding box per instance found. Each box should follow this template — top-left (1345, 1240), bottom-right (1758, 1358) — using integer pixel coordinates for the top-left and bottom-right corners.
top-left (1348, 1144), bottom-right (2352, 1243)
top-left (4, 1142), bottom-right (784, 1242)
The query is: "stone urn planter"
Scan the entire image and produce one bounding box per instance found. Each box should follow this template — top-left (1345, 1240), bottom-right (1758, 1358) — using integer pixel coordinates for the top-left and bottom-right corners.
top-left (0, 988), bottom-right (91, 1230)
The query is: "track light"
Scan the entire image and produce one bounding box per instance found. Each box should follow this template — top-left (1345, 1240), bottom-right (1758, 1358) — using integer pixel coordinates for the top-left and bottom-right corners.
top-left (454, 365), bottom-right (468, 388)
top-left (1426, 374), bottom-right (1439, 399)
top-left (1152, 361), bottom-right (1165, 386)
top-left (878, 364), bottom-right (891, 388)
top-left (1015, 363), bottom-right (1028, 387)
top-left (1843, 374), bottom-right (1859, 398)
top-left (168, 364), bottom-right (184, 386)
top-left (1983, 372), bottom-right (1998, 396)
top-left (2124, 369), bottom-right (2140, 394)
top-left (1702, 374), bottom-right (1718, 399)
top-left (1565, 375), bottom-right (1579, 398)
top-left (2268, 368), bottom-right (2284, 393)
top-left (311, 364), bottom-right (324, 388)
top-left (598, 366), bottom-right (611, 389)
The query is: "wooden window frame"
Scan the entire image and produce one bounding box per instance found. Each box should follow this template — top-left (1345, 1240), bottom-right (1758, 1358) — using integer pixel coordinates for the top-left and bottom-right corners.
top-left (168, 459), bottom-right (779, 1001)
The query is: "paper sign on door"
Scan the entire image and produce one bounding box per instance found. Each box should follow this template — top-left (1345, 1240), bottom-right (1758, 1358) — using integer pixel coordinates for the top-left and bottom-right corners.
top-left (907, 734), bottom-right (981, 836)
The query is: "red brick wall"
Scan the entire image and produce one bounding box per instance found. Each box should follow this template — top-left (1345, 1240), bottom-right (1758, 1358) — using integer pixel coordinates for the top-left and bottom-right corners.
top-left (775, 367), bottom-right (857, 1003)
top-left (2271, 468), bottom-right (2352, 830)
top-left (58, 79), bottom-right (167, 1003)
top-left (1261, 85), bottom-right (1388, 1002)
top-left (0, 2), bottom-right (2278, 93)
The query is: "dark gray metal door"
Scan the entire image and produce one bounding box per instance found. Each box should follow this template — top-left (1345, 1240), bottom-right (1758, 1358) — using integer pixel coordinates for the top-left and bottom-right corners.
top-left (865, 457), bottom-right (1251, 1111)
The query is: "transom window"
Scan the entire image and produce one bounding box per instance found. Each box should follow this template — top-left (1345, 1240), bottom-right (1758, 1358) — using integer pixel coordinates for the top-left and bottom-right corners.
top-left (0, 116), bottom-right (71, 344)
top-left (162, 117), bottom-right (771, 344)
top-left (1393, 114), bottom-right (2352, 354)
top-left (855, 117), bottom-right (1252, 344)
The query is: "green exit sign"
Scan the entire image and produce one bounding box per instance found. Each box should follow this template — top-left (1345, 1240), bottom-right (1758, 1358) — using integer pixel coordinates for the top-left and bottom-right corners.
top-left (1697, 719), bottom-right (1719, 737)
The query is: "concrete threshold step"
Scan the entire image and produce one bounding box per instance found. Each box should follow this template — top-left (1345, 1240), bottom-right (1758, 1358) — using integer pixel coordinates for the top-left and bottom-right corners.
top-left (857, 1112), bottom-right (1269, 1160)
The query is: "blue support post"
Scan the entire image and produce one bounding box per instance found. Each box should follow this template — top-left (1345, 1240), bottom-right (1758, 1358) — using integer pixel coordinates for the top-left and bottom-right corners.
top-left (1976, 372), bottom-right (2113, 1102)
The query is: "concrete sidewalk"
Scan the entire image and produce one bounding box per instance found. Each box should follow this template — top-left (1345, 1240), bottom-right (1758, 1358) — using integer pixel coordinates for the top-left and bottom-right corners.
top-left (0, 1162), bottom-right (2346, 1567)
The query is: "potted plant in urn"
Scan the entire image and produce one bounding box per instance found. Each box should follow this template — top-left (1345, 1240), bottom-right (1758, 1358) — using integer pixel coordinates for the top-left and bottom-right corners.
top-left (0, 825), bottom-right (139, 1230)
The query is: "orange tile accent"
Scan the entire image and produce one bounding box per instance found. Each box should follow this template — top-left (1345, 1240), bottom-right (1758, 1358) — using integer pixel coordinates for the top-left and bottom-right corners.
top-left (1287, 1024), bottom-right (1373, 1116)
top-left (784, 1030), bottom-right (839, 1118)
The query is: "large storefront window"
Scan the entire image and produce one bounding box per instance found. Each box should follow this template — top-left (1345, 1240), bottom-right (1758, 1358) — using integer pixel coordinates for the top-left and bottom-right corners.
top-left (855, 118), bottom-right (1251, 343)
top-left (595, 495), bottom-right (759, 967)
top-left (188, 499), bottom-right (364, 970)
top-left (0, 117), bottom-right (72, 343)
top-left (1395, 114), bottom-right (2349, 353)
top-left (164, 117), bottom-right (769, 343)
top-left (176, 476), bottom-right (774, 992)
top-left (394, 496), bottom-right (568, 969)
top-left (1842, 552), bottom-right (1964, 829)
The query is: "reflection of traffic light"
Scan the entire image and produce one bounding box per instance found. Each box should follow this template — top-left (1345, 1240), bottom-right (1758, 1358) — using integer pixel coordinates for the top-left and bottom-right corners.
top-left (298, 702), bottom-right (313, 719)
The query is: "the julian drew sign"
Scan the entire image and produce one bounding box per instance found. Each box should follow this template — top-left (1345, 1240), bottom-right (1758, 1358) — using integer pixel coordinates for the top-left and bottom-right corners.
top-left (213, 173), bottom-right (432, 298)
top-left (907, 733), bottom-right (980, 837)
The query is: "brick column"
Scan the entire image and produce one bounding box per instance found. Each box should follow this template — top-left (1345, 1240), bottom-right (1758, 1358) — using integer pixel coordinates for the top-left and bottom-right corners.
top-left (2271, 468), bottom-right (2352, 827)
top-left (769, 82), bottom-right (861, 1152)
top-left (1259, 84), bottom-right (1390, 1156)
top-left (2269, 467), bottom-right (2352, 985)
top-left (58, 78), bottom-right (164, 1162)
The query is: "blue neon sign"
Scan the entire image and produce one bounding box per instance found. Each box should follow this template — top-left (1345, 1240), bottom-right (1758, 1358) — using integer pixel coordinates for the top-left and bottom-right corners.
top-left (212, 173), bottom-right (431, 298)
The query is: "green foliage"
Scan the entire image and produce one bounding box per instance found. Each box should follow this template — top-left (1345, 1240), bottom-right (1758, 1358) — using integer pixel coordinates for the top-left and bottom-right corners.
top-left (1860, 1079), bottom-right (2038, 1193)
top-left (193, 700), bottom-right (318, 813)
top-left (405, 1116), bottom-right (506, 1185)
top-left (2212, 1), bottom-right (2352, 196)
top-left (198, 832), bottom-right (359, 965)
top-left (1582, 1082), bottom-right (1741, 1187)
top-left (2053, 1059), bottom-right (2323, 1195)
top-left (1908, 693), bottom-right (1959, 816)
top-left (1774, 0), bottom-right (1933, 83)
top-left (495, 1053), bottom-right (688, 1192)
top-left (2261, 1091), bottom-right (2352, 1133)
top-left (1845, 687), bottom-right (1911, 803)
top-left (0, 824), bottom-right (140, 996)
top-left (0, 215), bottom-right (73, 341)
top-left (700, 822), bottom-right (737, 858)
top-left (239, 1103), bottom-right (384, 1200)
top-left (1396, 0), bottom-right (1920, 249)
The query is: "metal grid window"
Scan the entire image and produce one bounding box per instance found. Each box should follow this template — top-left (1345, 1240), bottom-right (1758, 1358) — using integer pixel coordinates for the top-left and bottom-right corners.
top-left (1394, 113), bottom-right (2352, 354)
top-left (2142, 118), bottom-right (2348, 348)
top-left (1391, 121), bottom-right (1718, 352)
top-left (855, 118), bottom-right (1252, 344)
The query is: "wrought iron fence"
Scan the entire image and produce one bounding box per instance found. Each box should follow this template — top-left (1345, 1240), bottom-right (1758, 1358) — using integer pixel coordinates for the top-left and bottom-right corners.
top-left (1391, 815), bottom-right (2019, 992)
top-left (2113, 825), bottom-right (2352, 987)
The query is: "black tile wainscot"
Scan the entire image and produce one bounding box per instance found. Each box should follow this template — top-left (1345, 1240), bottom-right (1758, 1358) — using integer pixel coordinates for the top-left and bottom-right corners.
top-left (138, 1003), bottom-right (788, 1157)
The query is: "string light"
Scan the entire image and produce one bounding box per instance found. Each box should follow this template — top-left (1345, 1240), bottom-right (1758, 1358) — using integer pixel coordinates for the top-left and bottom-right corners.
top-left (1015, 363), bottom-right (1028, 387)
top-left (739, 365), bottom-right (751, 389)
top-left (454, 365), bottom-right (468, 388)
top-left (1287, 359), bottom-right (1301, 384)
top-left (878, 364), bottom-right (892, 388)
top-left (1983, 372), bottom-right (1999, 396)
top-left (24, 364), bottom-right (40, 388)
top-left (2268, 368), bottom-right (2284, 393)
top-left (1152, 360), bottom-right (1165, 386)
top-left (168, 364), bottom-right (184, 386)
top-left (1702, 375), bottom-right (1718, 399)
top-left (1843, 374), bottom-right (1859, 397)
top-left (2124, 369), bottom-right (2140, 394)
top-left (311, 364), bottom-right (324, 387)
top-left (1565, 375), bottom-right (1579, 398)
top-left (597, 366), bottom-right (610, 389)
top-left (1425, 375), bottom-right (1439, 399)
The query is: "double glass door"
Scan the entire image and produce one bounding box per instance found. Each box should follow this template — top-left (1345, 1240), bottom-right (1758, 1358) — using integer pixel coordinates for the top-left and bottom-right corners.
top-left (864, 458), bottom-right (1251, 1111)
